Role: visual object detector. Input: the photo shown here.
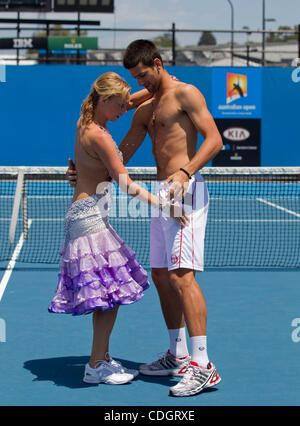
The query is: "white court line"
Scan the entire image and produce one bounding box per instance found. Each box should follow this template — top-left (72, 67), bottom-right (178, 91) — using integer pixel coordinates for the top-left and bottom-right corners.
top-left (0, 219), bottom-right (32, 303)
top-left (0, 195), bottom-right (69, 198)
top-left (256, 198), bottom-right (300, 218)
top-left (0, 218), bottom-right (63, 222)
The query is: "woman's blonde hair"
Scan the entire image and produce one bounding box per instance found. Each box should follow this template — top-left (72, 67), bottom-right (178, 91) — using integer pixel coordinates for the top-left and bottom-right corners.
top-left (80, 72), bottom-right (131, 126)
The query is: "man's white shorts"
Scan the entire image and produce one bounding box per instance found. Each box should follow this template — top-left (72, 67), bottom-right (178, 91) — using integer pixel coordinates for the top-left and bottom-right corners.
top-left (150, 172), bottom-right (209, 271)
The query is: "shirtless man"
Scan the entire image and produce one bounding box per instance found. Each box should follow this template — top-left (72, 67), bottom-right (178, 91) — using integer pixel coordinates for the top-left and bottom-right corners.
top-left (68, 40), bottom-right (223, 397)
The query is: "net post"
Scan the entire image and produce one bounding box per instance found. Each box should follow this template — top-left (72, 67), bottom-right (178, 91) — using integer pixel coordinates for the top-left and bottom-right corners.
top-left (9, 168), bottom-right (25, 244)
top-left (22, 178), bottom-right (28, 239)
top-left (298, 24), bottom-right (300, 60)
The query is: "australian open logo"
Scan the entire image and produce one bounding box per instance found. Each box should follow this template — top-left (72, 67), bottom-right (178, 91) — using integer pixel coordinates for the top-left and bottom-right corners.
top-left (226, 73), bottom-right (247, 104)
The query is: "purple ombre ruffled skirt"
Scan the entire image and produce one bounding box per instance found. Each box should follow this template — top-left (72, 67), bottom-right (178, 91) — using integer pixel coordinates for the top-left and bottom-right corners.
top-left (48, 192), bottom-right (149, 316)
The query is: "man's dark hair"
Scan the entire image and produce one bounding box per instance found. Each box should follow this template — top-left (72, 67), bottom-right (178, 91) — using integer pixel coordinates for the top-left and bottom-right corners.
top-left (123, 39), bottom-right (164, 69)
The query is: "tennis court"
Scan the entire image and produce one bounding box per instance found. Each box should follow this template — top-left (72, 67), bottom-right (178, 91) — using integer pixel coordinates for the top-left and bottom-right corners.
top-left (0, 166), bottom-right (300, 406)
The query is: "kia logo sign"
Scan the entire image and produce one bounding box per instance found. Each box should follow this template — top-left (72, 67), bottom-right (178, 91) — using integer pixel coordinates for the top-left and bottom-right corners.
top-left (223, 127), bottom-right (250, 141)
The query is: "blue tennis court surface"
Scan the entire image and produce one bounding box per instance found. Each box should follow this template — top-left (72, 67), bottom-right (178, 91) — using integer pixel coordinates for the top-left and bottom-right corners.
top-left (1, 168), bottom-right (299, 406)
top-left (0, 266), bottom-right (299, 406)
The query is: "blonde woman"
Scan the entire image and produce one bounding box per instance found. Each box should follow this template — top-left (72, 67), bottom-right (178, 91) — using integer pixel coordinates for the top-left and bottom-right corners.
top-left (48, 72), bottom-right (187, 386)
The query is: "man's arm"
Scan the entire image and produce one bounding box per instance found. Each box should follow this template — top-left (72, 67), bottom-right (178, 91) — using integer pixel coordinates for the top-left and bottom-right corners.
top-left (66, 158), bottom-right (76, 187)
top-left (166, 85), bottom-right (223, 195)
top-left (179, 84), bottom-right (223, 174)
top-left (118, 105), bottom-right (148, 165)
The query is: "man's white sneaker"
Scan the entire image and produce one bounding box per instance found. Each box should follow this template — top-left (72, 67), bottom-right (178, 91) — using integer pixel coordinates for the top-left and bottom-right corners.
top-left (169, 361), bottom-right (221, 397)
top-left (83, 361), bottom-right (134, 385)
top-left (139, 350), bottom-right (191, 377)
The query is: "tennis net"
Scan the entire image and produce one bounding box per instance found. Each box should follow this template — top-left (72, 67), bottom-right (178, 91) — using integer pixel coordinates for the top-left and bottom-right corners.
top-left (0, 166), bottom-right (299, 268)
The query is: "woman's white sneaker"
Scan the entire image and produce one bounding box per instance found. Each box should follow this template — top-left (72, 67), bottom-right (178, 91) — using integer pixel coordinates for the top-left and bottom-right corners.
top-left (83, 361), bottom-right (134, 385)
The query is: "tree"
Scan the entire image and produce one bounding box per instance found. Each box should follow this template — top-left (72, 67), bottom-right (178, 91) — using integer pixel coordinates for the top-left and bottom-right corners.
top-left (152, 33), bottom-right (179, 47)
top-left (32, 24), bottom-right (87, 38)
top-left (266, 25), bottom-right (297, 43)
top-left (198, 31), bottom-right (217, 46)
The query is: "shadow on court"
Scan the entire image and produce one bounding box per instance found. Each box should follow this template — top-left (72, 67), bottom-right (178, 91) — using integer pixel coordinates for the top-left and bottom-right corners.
top-left (23, 356), bottom-right (182, 389)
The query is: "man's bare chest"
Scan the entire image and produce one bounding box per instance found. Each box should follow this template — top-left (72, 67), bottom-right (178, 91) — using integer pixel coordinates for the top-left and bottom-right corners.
top-left (148, 97), bottom-right (183, 132)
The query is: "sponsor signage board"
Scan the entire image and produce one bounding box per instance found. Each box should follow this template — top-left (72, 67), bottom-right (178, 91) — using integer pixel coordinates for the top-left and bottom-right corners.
top-left (212, 118), bottom-right (261, 166)
top-left (211, 68), bottom-right (262, 166)
top-left (0, 37), bottom-right (98, 50)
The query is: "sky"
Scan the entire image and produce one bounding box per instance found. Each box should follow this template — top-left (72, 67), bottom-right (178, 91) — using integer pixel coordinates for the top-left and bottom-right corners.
top-left (1, 0), bottom-right (299, 47)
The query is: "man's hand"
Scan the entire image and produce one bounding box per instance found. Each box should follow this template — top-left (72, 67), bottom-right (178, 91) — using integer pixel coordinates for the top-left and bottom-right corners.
top-left (67, 158), bottom-right (77, 187)
top-left (169, 202), bottom-right (189, 227)
top-left (165, 169), bottom-right (190, 202)
top-left (160, 198), bottom-right (189, 227)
